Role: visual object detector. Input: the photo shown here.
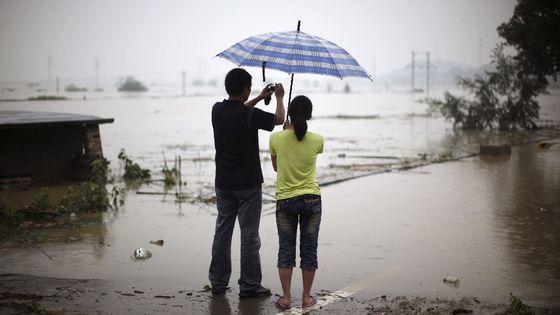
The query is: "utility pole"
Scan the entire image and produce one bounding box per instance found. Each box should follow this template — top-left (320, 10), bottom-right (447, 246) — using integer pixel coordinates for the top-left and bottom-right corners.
top-left (56, 77), bottom-right (59, 94)
top-left (426, 52), bottom-right (430, 95)
top-left (478, 36), bottom-right (482, 67)
top-left (411, 51), bottom-right (415, 91)
top-left (181, 70), bottom-right (186, 97)
top-left (48, 55), bottom-right (52, 84)
top-left (95, 57), bottom-right (99, 90)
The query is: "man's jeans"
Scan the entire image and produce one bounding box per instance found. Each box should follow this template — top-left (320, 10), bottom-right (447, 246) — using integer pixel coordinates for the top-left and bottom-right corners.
top-left (276, 194), bottom-right (322, 270)
top-left (209, 186), bottom-right (263, 291)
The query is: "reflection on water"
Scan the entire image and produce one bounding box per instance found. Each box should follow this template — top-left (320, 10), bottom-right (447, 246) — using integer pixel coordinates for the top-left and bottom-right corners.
top-left (311, 142), bottom-right (559, 306)
top-left (209, 295), bottom-right (232, 315)
top-left (488, 143), bottom-right (560, 304)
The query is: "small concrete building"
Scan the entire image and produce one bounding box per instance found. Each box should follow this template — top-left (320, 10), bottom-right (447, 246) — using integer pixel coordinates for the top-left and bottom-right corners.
top-left (0, 111), bottom-right (114, 186)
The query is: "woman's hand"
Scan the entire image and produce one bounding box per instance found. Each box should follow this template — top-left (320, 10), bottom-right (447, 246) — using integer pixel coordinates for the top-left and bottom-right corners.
top-left (283, 117), bottom-right (290, 130)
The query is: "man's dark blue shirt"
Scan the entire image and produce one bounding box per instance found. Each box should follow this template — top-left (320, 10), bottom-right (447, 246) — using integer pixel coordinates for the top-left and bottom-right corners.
top-left (212, 99), bottom-right (275, 190)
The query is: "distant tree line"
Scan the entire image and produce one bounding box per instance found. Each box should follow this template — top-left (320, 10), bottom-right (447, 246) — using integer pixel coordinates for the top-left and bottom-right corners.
top-left (117, 76), bottom-right (147, 92)
top-left (65, 84), bottom-right (87, 92)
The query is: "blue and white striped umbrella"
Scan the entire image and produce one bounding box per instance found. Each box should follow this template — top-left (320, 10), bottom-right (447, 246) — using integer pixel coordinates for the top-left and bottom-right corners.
top-left (217, 29), bottom-right (372, 80)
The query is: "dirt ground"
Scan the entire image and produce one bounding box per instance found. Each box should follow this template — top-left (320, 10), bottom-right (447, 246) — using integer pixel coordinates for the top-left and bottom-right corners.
top-left (1, 273), bottom-right (558, 315)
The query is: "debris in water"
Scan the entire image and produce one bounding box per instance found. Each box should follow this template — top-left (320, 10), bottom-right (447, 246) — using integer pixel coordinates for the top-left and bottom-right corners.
top-left (479, 144), bottom-right (511, 156)
top-left (452, 308), bottom-right (473, 314)
top-left (538, 142), bottom-right (555, 149)
top-left (443, 276), bottom-right (460, 286)
top-left (150, 240), bottom-right (164, 246)
top-left (27, 242), bottom-right (55, 262)
top-left (133, 248), bottom-right (152, 260)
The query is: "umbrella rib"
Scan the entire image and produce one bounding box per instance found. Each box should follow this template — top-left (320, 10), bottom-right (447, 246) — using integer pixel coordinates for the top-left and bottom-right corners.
top-left (317, 36), bottom-right (344, 79)
top-left (289, 31), bottom-right (300, 74)
top-left (255, 32), bottom-right (286, 72)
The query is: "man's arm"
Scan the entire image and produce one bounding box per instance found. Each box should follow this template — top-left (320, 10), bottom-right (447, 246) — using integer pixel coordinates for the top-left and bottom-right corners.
top-left (245, 85), bottom-right (273, 108)
top-left (273, 83), bottom-right (285, 126)
top-left (244, 95), bottom-right (263, 108)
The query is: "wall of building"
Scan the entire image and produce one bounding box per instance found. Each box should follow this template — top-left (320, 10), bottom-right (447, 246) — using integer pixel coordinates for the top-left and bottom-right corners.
top-left (0, 124), bottom-right (103, 185)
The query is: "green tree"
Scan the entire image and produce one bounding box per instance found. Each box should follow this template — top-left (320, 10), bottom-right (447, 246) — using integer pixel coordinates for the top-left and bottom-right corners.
top-left (498, 0), bottom-right (560, 81)
top-left (427, 45), bottom-right (544, 130)
top-left (426, 0), bottom-right (560, 131)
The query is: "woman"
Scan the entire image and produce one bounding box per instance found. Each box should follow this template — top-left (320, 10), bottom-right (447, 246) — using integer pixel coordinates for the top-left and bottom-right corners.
top-left (269, 95), bottom-right (324, 309)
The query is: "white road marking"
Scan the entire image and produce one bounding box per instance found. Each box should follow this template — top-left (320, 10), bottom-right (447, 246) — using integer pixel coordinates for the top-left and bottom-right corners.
top-left (274, 265), bottom-right (400, 315)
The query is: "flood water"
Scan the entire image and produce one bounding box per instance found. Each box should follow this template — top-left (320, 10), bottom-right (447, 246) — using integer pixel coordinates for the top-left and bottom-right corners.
top-left (1, 89), bottom-right (559, 306)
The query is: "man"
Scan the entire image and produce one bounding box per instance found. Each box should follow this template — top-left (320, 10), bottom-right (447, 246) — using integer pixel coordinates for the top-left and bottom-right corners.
top-left (209, 68), bottom-right (285, 297)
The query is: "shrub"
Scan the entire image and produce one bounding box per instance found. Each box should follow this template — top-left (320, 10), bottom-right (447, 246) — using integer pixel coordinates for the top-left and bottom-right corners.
top-left (30, 189), bottom-right (52, 211)
top-left (118, 149), bottom-right (151, 182)
top-left (117, 76), bottom-right (147, 92)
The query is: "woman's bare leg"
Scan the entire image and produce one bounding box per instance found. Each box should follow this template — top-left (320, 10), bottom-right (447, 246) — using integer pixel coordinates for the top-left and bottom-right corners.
top-left (278, 267), bottom-right (293, 305)
top-left (302, 269), bottom-right (316, 305)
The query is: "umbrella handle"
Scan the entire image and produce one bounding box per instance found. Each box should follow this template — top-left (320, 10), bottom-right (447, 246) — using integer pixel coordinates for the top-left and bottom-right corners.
top-left (262, 61), bottom-right (266, 82)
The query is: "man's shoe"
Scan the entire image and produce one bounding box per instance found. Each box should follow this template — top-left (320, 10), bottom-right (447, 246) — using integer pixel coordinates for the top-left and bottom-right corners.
top-left (239, 286), bottom-right (271, 298)
top-left (211, 287), bottom-right (228, 295)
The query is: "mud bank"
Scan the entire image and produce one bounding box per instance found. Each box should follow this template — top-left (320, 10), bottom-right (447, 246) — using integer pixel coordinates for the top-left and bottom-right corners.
top-left (1, 274), bottom-right (558, 314)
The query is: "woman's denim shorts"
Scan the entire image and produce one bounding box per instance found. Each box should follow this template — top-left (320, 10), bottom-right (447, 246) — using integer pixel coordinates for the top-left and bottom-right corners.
top-left (276, 194), bottom-right (321, 270)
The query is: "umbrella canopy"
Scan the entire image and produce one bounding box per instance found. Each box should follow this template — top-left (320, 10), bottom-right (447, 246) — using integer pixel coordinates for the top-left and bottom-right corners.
top-left (217, 21), bottom-right (372, 105)
top-left (217, 30), bottom-right (371, 80)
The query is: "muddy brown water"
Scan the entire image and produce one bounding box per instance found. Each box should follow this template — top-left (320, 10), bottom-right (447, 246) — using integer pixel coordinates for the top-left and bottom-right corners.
top-left (1, 90), bottom-right (559, 310)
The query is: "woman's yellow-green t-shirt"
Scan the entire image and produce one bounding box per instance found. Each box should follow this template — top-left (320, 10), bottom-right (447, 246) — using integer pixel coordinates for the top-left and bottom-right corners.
top-left (269, 129), bottom-right (323, 200)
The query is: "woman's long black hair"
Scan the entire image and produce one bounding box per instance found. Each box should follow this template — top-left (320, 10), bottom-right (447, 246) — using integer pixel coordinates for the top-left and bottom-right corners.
top-left (288, 95), bottom-right (313, 141)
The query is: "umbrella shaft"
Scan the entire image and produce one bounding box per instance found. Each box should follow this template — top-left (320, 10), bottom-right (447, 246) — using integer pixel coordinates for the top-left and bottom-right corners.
top-left (288, 73), bottom-right (294, 119)
top-left (288, 73), bottom-right (294, 105)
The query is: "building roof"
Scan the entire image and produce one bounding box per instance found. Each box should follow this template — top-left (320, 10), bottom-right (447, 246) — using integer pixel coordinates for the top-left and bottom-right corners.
top-left (0, 111), bottom-right (114, 130)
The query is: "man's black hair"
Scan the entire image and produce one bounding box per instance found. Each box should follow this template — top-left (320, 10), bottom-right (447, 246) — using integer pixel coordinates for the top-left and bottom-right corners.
top-left (225, 68), bottom-right (252, 96)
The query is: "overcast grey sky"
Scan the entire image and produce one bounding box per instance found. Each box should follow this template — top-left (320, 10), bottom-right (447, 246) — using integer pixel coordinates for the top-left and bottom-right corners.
top-left (0, 0), bottom-right (516, 84)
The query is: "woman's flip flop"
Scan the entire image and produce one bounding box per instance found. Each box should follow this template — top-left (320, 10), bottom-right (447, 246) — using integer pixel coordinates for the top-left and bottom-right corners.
top-left (302, 296), bottom-right (317, 309)
top-left (275, 297), bottom-right (291, 310)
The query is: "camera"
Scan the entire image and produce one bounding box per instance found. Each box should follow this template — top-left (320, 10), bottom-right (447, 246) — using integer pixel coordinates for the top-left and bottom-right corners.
top-left (264, 83), bottom-right (276, 105)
